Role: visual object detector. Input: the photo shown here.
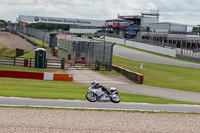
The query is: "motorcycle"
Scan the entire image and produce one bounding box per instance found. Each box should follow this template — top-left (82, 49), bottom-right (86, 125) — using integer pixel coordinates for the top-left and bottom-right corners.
top-left (86, 87), bottom-right (120, 103)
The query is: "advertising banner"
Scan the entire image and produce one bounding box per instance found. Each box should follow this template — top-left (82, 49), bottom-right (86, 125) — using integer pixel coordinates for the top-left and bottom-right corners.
top-left (19, 15), bottom-right (105, 27)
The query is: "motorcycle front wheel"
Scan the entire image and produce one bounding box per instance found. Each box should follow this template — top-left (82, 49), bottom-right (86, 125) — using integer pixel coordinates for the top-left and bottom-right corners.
top-left (86, 92), bottom-right (97, 102)
top-left (110, 94), bottom-right (120, 103)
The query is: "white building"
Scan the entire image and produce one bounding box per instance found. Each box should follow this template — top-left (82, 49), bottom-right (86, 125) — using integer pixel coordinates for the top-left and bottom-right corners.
top-left (149, 22), bottom-right (193, 34)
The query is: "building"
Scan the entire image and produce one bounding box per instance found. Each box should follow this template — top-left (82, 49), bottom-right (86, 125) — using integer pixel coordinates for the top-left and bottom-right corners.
top-left (105, 19), bottom-right (133, 37)
top-left (120, 11), bottom-right (160, 30)
top-left (104, 11), bottom-right (160, 38)
top-left (149, 22), bottom-right (190, 34)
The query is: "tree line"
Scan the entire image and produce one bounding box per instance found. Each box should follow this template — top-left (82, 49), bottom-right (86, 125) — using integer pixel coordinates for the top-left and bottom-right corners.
top-left (0, 20), bottom-right (8, 27)
top-left (192, 25), bottom-right (200, 34)
top-left (25, 23), bottom-right (70, 31)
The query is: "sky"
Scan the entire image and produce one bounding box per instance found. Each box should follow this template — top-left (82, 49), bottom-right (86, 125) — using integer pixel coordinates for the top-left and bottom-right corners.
top-left (0, 0), bottom-right (200, 25)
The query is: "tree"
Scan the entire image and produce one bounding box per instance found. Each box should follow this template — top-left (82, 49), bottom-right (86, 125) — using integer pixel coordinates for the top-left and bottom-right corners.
top-left (192, 25), bottom-right (200, 34)
top-left (26, 23), bottom-right (70, 31)
top-left (0, 20), bottom-right (8, 27)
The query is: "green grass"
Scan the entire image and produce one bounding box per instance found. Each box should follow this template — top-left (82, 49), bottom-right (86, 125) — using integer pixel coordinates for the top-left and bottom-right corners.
top-left (119, 92), bottom-right (198, 105)
top-left (0, 78), bottom-right (198, 105)
top-left (0, 43), bottom-right (5, 51)
top-left (1, 49), bottom-right (16, 57)
top-left (28, 36), bottom-right (49, 48)
top-left (116, 43), bottom-right (200, 64)
top-left (20, 51), bottom-right (35, 58)
top-left (0, 44), bottom-right (34, 58)
top-left (0, 42), bottom-right (34, 58)
top-left (0, 78), bottom-right (87, 100)
top-left (113, 55), bottom-right (200, 93)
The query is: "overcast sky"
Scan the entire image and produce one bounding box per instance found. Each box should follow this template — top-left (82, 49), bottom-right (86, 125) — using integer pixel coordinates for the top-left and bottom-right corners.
top-left (0, 0), bottom-right (200, 25)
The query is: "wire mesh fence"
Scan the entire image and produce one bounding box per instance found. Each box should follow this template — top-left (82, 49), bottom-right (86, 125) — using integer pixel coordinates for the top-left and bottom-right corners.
top-left (135, 32), bottom-right (200, 61)
top-left (15, 26), bottom-right (50, 45)
top-left (9, 27), bottom-right (115, 70)
top-left (58, 32), bottom-right (115, 70)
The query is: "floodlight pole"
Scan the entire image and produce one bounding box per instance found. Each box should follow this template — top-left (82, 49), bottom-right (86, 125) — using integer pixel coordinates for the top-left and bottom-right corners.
top-left (42, 32), bottom-right (45, 48)
top-left (103, 21), bottom-right (106, 63)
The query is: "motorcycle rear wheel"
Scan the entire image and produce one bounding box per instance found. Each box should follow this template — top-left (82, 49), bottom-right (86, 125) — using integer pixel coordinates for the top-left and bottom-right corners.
top-left (110, 94), bottom-right (120, 103)
top-left (86, 92), bottom-right (97, 102)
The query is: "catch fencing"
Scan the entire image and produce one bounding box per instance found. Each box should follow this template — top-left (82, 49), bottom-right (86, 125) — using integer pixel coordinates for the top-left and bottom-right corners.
top-left (10, 27), bottom-right (115, 70)
top-left (58, 32), bottom-right (115, 70)
top-left (15, 26), bottom-right (50, 46)
top-left (141, 33), bottom-right (200, 61)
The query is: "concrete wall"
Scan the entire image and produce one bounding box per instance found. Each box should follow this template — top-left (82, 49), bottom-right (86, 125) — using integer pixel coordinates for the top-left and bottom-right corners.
top-left (104, 36), bottom-right (177, 57)
top-left (70, 28), bottom-right (99, 34)
top-left (112, 65), bottom-right (144, 84)
top-left (177, 54), bottom-right (200, 62)
top-left (0, 70), bottom-right (74, 82)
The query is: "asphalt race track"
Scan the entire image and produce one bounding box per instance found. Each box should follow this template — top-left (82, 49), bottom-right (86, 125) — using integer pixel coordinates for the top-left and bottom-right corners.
top-left (114, 45), bottom-right (200, 69)
top-left (96, 36), bottom-right (200, 68)
top-left (0, 97), bottom-right (200, 113)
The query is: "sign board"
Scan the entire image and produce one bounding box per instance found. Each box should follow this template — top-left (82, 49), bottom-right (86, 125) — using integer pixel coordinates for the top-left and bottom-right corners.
top-left (19, 15), bottom-right (105, 27)
top-left (140, 63), bottom-right (143, 69)
top-left (22, 22), bottom-right (26, 27)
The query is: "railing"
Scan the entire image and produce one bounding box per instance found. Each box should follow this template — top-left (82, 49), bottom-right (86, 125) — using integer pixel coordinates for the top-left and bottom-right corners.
top-left (0, 56), bottom-right (33, 67)
top-left (46, 58), bottom-right (65, 69)
top-left (0, 56), bottom-right (65, 69)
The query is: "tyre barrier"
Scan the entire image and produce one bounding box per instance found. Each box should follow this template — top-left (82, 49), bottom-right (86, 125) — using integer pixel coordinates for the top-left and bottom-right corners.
top-left (0, 70), bottom-right (73, 82)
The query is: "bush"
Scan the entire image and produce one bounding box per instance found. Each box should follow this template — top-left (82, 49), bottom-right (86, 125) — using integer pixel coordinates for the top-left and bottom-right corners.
top-left (108, 31), bottom-right (114, 34)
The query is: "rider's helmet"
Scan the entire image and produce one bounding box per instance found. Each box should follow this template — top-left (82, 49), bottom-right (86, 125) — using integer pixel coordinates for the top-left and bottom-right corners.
top-left (91, 80), bottom-right (98, 87)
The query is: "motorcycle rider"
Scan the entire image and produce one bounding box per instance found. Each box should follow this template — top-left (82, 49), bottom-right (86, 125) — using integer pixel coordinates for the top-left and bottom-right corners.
top-left (91, 80), bottom-right (110, 94)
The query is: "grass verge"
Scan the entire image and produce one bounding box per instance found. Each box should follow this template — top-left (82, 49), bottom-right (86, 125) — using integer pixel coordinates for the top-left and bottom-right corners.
top-left (0, 78), bottom-right (199, 105)
top-left (20, 51), bottom-right (35, 58)
top-left (0, 78), bottom-right (87, 100)
top-left (0, 43), bottom-right (34, 58)
top-left (0, 43), bottom-right (5, 51)
top-left (113, 55), bottom-right (200, 93)
top-left (1, 49), bottom-right (16, 57)
top-left (28, 36), bottom-right (49, 47)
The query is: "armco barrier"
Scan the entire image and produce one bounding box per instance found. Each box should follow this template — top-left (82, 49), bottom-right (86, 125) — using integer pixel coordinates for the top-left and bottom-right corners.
top-left (43, 72), bottom-right (54, 80)
top-left (112, 65), bottom-right (144, 84)
top-left (0, 70), bottom-right (73, 82)
top-left (13, 71), bottom-right (44, 80)
top-left (0, 70), bottom-right (14, 78)
top-left (54, 73), bottom-right (73, 82)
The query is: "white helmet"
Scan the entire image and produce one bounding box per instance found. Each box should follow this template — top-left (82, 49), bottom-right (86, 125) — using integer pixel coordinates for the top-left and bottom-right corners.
top-left (91, 80), bottom-right (98, 87)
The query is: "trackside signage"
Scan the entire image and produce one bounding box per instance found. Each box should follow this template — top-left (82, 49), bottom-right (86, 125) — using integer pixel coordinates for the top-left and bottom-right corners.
top-left (19, 15), bottom-right (105, 27)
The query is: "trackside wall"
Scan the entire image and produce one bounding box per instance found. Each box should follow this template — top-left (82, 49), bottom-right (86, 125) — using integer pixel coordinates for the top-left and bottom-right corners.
top-left (112, 65), bottom-right (144, 84)
top-left (0, 70), bottom-right (73, 82)
top-left (96, 36), bottom-right (176, 57)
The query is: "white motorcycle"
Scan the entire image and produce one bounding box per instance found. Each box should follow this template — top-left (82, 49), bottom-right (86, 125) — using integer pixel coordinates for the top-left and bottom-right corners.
top-left (86, 87), bottom-right (120, 103)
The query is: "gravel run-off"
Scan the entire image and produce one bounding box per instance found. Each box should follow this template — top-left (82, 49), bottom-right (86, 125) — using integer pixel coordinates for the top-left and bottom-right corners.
top-left (0, 108), bottom-right (200, 133)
